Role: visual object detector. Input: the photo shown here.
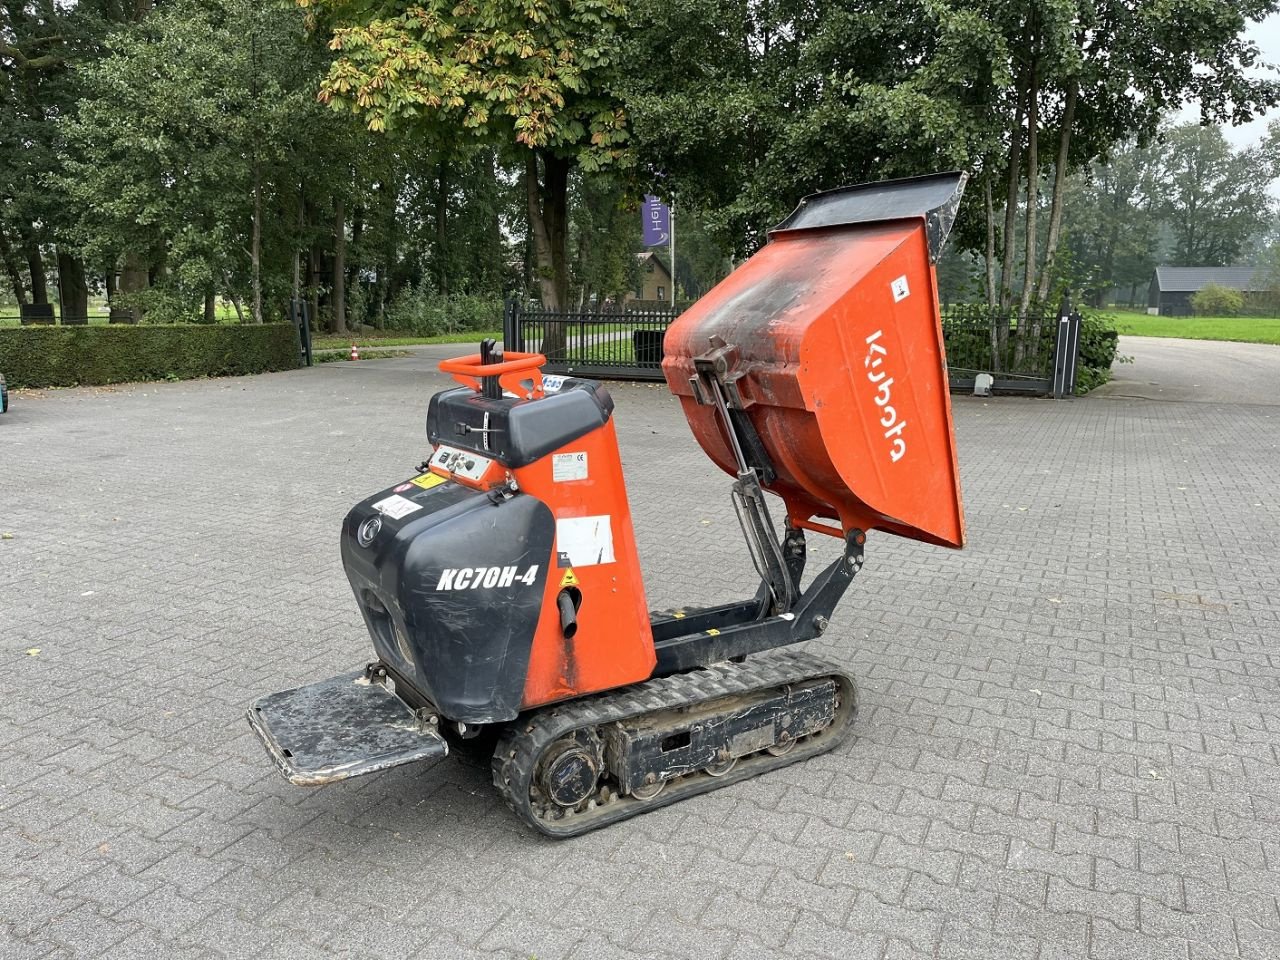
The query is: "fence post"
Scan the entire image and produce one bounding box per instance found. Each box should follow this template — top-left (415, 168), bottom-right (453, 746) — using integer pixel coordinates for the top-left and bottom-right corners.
top-left (289, 299), bottom-right (313, 367)
top-left (1050, 296), bottom-right (1081, 400)
top-left (502, 297), bottom-right (516, 353)
top-left (1065, 308), bottom-right (1082, 395)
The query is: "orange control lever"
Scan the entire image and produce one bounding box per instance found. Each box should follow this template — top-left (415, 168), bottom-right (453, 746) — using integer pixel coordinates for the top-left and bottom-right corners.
top-left (438, 351), bottom-right (546, 400)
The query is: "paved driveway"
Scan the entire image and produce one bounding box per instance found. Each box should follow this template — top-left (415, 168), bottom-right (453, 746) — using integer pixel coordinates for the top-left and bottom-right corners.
top-left (1095, 336), bottom-right (1280, 405)
top-left (2, 342), bottom-right (1279, 960)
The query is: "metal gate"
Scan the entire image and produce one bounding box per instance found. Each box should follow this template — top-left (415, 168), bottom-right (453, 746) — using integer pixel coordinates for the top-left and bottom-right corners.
top-left (503, 298), bottom-right (1083, 398)
top-left (941, 300), bottom-right (1082, 398)
top-left (502, 300), bottom-right (680, 380)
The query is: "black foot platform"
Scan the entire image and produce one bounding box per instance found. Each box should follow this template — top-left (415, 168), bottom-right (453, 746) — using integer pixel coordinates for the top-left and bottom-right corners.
top-left (247, 670), bottom-right (448, 785)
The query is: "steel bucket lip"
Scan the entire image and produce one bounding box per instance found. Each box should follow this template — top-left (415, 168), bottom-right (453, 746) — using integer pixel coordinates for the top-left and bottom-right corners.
top-left (770, 171), bottom-right (968, 262)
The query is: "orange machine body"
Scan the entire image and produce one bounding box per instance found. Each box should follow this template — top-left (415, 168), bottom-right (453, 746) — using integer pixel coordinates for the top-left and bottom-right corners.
top-left (662, 193), bottom-right (966, 549)
top-left (507, 418), bottom-right (656, 709)
top-left (424, 365), bottom-right (656, 712)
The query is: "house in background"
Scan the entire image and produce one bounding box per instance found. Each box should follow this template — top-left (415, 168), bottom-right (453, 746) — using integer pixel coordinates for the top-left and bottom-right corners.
top-left (627, 251), bottom-right (673, 305)
top-left (1147, 266), bottom-right (1266, 316)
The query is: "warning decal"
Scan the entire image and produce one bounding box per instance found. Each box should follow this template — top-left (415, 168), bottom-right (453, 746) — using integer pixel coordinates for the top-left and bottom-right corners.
top-left (372, 494), bottom-right (423, 520)
top-left (560, 569), bottom-right (579, 588)
top-left (555, 515), bottom-right (615, 568)
top-left (410, 473), bottom-right (447, 490)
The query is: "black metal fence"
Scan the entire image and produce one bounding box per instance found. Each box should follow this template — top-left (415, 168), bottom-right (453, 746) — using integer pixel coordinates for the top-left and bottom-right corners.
top-left (940, 301), bottom-right (1081, 397)
top-left (502, 300), bottom-right (679, 380)
top-left (503, 298), bottom-right (1085, 397)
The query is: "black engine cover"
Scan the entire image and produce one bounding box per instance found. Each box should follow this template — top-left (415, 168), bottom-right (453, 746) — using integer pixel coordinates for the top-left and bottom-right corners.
top-left (340, 480), bottom-right (554, 724)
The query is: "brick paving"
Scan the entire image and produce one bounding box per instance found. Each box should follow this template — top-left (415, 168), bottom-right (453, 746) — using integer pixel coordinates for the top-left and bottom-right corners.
top-left (1, 343), bottom-right (1278, 959)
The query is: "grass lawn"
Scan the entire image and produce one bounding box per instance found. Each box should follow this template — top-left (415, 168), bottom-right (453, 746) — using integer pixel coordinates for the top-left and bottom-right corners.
top-left (1107, 309), bottom-right (1280, 345)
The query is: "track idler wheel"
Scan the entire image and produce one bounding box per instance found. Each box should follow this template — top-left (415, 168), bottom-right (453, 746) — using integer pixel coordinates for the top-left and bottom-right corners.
top-left (538, 736), bottom-right (602, 809)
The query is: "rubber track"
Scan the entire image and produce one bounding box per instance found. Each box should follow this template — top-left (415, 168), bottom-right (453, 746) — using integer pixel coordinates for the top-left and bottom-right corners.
top-left (491, 650), bottom-right (857, 838)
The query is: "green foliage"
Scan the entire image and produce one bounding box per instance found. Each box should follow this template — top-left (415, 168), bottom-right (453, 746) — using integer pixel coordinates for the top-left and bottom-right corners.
top-left (0, 324), bottom-right (301, 388)
top-left (55, 0), bottom-right (352, 318)
top-left (1079, 314), bottom-right (1120, 370)
top-left (303, 0), bottom-right (631, 166)
top-left (383, 285), bottom-right (503, 336)
top-left (1157, 125), bottom-right (1276, 266)
top-left (1191, 283), bottom-right (1245, 317)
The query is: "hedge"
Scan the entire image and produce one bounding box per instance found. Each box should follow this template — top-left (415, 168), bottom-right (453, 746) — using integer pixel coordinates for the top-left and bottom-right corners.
top-left (0, 323), bottom-right (302, 388)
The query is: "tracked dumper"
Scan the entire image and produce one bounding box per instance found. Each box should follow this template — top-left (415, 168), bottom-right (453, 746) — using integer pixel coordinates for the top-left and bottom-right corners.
top-left (248, 172), bottom-right (968, 838)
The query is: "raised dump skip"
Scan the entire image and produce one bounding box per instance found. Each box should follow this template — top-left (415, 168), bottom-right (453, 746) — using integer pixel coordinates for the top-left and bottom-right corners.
top-left (662, 172), bottom-right (968, 549)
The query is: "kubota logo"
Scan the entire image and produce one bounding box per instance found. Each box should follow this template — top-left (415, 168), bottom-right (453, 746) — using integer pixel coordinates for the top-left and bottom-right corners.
top-left (864, 330), bottom-right (907, 463)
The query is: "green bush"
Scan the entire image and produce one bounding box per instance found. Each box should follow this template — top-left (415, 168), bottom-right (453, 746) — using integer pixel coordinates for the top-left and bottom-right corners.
top-left (1191, 283), bottom-right (1244, 317)
top-left (384, 284), bottom-right (503, 336)
top-left (0, 323), bottom-right (301, 388)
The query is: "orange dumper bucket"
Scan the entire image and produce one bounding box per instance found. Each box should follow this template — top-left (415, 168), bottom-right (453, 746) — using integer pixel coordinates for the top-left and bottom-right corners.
top-left (662, 172), bottom-right (967, 549)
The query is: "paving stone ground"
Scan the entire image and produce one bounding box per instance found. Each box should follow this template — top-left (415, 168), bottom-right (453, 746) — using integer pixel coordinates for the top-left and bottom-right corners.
top-left (1, 339), bottom-right (1278, 960)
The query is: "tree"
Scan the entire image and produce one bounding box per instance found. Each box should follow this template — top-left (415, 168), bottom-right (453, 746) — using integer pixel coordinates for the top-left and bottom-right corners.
top-left (299, 0), bottom-right (632, 326)
top-left (57, 0), bottom-right (376, 325)
top-left (1061, 140), bottom-right (1161, 307)
top-left (0, 0), bottom-right (128, 314)
top-left (620, 0), bottom-right (1004, 257)
top-left (1153, 123), bottom-right (1276, 267)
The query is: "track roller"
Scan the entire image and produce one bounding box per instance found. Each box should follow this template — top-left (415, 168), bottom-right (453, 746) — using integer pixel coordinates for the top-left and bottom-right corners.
top-left (492, 651), bottom-right (857, 838)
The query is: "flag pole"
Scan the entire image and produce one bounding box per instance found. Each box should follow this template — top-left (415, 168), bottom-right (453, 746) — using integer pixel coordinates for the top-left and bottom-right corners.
top-left (669, 196), bottom-right (676, 303)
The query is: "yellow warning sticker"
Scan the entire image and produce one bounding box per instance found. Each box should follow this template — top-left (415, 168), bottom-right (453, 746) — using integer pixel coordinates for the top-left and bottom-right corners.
top-left (706, 628), bottom-right (721, 636)
top-left (560, 569), bottom-right (579, 588)
top-left (410, 473), bottom-right (447, 490)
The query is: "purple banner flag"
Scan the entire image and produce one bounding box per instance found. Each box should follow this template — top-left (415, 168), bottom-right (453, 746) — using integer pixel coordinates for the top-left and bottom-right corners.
top-left (642, 195), bottom-right (671, 246)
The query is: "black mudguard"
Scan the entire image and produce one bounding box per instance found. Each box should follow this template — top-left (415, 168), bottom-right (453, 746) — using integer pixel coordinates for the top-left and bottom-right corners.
top-left (340, 479), bottom-right (554, 725)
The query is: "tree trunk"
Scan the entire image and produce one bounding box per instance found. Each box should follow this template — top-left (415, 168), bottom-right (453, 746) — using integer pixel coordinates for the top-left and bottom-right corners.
top-left (999, 73), bottom-right (1028, 314)
top-left (1014, 53), bottom-right (1040, 368)
top-left (56, 250), bottom-right (88, 320)
top-left (219, 270), bottom-right (245, 322)
top-left (251, 159), bottom-right (263, 323)
top-left (204, 290), bottom-right (217, 323)
top-left (1034, 78), bottom-right (1078, 307)
top-left (435, 155), bottom-right (449, 296)
top-left (983, 172), bottom-right (997, 309)
top-left (105, 264), bottom-right (117, 305)
top-left (0, 225), bottom-right (27, 305)
top-left (1018, 59), bottom-right (1040, 318)
top-left (331, 196), bottom-right (346, 335)
top-left (26, 244), bottom-right (48, 305)
top-left (526, 151), bottom-right (571, 357)
top-left (119, 251), bottom-right (149, 322)
top-left (292, 199), bottom-right (303, 304)
top-left (308, 245), bottom-right (320, 333)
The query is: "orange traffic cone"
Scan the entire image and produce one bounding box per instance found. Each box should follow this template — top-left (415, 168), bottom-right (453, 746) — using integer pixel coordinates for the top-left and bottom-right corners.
top-left (349, 343), bottom-right (360, 361)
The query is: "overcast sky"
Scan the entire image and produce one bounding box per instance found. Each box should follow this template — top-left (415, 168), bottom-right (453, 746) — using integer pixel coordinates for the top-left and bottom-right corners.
top-left (1176, 13), bottom-right (1280, 148)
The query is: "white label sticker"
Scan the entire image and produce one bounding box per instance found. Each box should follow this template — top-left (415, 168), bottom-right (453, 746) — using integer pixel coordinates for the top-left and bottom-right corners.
top-left (552, 452), bottom-right (589, 482)
top-left (555, 515), bottom-right (615, 567)
top-left (541, 375), bottom-right (568, 393)
top-left (891, 275), bottom-right (910, 302)
top-left (372, 494), bottom-right (423, 520)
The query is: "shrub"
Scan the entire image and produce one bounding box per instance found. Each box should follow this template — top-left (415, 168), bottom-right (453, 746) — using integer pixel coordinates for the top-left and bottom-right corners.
top-left (1190, 283), bottom-right (1244, 317)
top-left (383, 283), bottom-right (503, 336)
top-left (0, 323), bottom-right (301, 388)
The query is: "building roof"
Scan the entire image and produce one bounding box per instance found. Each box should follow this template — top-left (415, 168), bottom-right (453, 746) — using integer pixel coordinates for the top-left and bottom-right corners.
top-left (1153, 266), bottom-right (1265, 293)
top-left (636, 251), bottom-right (672, 279)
